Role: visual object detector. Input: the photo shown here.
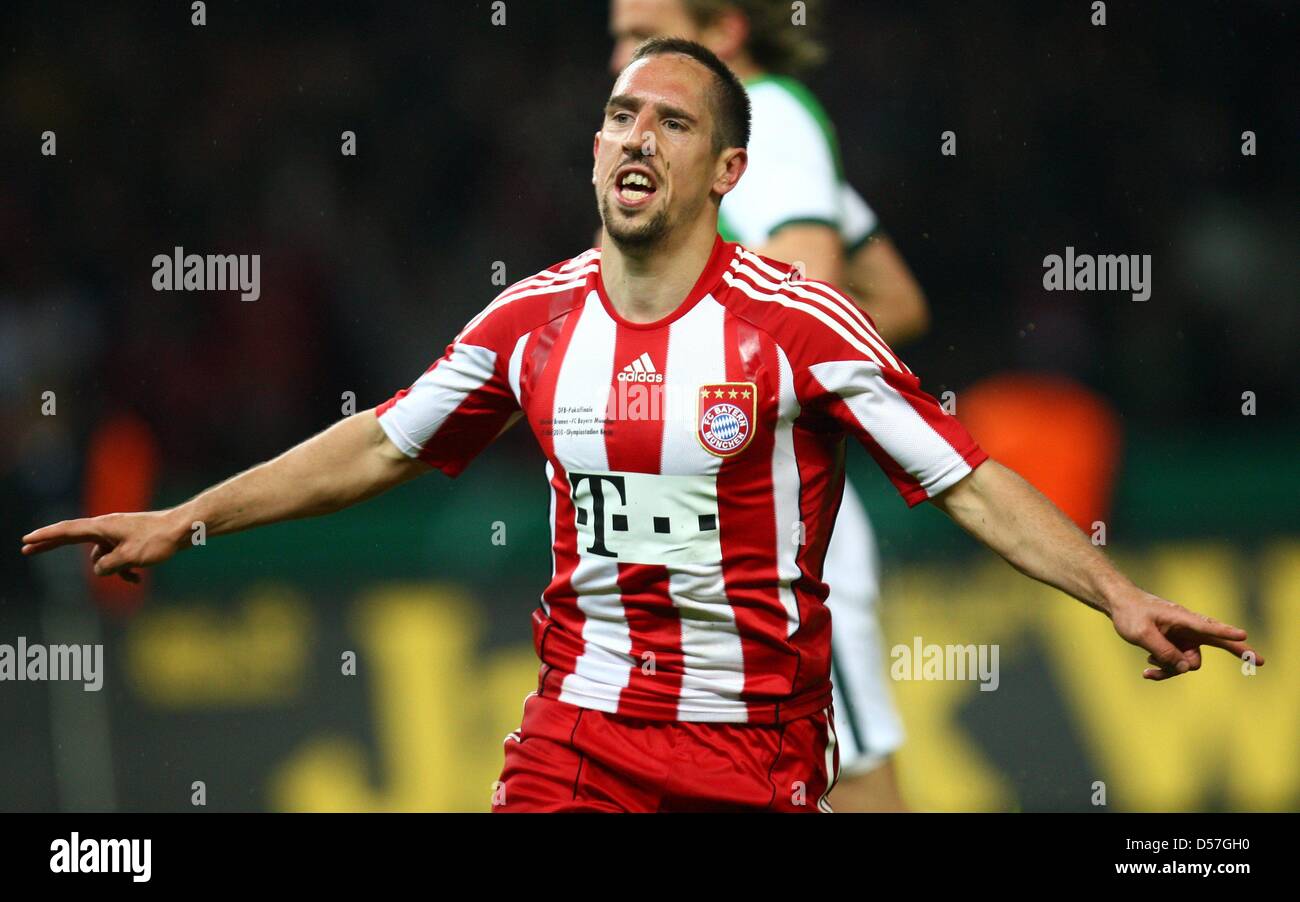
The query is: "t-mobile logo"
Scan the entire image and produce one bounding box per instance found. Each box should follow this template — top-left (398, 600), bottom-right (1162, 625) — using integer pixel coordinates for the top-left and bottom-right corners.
top-left (569, 471), bottom-right (627, 557)
top-left (568, 470), bottom-right (722, 566)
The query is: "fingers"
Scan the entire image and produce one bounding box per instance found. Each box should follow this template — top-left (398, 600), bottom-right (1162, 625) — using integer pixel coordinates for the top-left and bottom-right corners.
top-left (1139, 628), bottom-right (1189, 676)
top-left (25, 519), bottom-right (150, 586)
top-left (1225, 642), bottom-right (1263, 667)
top-left (90, 544), bottom-right (141, 583)
top-left (1201, 636), bottom-right (1263, 666)
top-left (94, 547), bottom-right (132, 578)
top-left (1175, 618), bottom-right (1263, 666)
top-left (21, 540), bottom-right (71, 556)
top-left (1143, 666), bottom-right (1180, 682)
top-left (1147, 648), bottom-right (1203, 672)
top-left (1201, 621), bottom-right (1248, 641)
top-left (95, 559), bottom-right (141, 583)
top-left (1152, 604), bottom-right (1265, 670)
top-left (21, 518), bottom-right (111, 553)
top-left (1138, 614), bottom-right (1263, 680)
top-left (1166, 607), bottom-right (1248, 643)
top-left (1144, 643), bottom-right (1261, 679)
top-left (1145, 647), bottom-right (1201, 681)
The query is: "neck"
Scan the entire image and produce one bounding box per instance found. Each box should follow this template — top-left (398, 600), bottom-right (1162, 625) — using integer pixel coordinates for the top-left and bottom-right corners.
top-left (600, 215), bottom-right (719, 324)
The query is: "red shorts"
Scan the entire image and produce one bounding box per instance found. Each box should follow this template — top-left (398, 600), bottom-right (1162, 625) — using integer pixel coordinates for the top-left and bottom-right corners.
top-left (492, 693), bottom-right (840, 813)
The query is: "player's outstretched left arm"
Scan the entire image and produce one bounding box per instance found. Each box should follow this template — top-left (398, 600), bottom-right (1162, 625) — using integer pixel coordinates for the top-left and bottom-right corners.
top-left (930, 460), bottom-right (1264, 680)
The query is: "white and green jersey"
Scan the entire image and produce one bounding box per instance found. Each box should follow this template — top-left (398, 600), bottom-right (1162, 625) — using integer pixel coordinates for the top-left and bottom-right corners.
top-left (720, 74), bottom-right (905, 775)
top-left (719, 74), bottom-right (880, 254)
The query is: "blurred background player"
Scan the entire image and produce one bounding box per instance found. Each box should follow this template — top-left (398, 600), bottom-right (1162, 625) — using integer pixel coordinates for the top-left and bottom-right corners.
top-left (610, 0), bottom-right (925, 810)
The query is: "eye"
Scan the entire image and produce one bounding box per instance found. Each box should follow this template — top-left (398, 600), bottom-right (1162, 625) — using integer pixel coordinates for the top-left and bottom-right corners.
top-left (611, 111), bottom-right (633, 125)
top-left (663, 119), bottom-right (685, 132)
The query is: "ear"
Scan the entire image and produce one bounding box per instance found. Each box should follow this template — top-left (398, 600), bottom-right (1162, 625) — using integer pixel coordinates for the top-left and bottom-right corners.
top-left (713, 147), bottom-right (748, 198)
top-left (592, 131), bottom-right (601, 185)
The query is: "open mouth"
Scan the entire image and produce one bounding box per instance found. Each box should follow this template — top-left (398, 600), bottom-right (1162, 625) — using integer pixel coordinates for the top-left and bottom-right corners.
top-left (614, 166), bottom-right (658, 207)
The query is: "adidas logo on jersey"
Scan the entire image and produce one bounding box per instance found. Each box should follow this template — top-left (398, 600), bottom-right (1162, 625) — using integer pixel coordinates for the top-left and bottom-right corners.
top-left (616, 352), bottom-right (664, 383)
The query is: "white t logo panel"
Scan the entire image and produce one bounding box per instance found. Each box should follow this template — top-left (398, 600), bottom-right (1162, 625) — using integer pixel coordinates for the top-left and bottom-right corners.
top-left (568, 469), bottom-right (722, 566)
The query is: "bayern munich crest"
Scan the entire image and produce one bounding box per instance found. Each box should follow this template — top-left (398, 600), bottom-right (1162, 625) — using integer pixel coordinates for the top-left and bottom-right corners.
top-left (697, 382), bottom-right (757, 457)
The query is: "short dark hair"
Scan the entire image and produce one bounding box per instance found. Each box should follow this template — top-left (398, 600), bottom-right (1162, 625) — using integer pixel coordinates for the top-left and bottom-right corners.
top-left (628, 37), bottom-right (751, 152)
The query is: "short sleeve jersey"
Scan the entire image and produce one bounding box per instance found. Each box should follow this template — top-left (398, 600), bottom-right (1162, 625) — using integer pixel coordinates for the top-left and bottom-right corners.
top-left (377, 238), bottom-right (985, 723)
top-left (718, 75), bottom-right (880, 252)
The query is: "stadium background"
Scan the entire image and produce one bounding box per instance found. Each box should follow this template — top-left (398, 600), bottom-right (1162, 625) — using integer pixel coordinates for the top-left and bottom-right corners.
top-left (1, 1), bottom-right (1295, 811)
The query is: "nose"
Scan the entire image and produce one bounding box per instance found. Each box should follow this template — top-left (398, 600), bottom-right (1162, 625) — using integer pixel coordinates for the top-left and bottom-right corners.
top-left (620, 110), bottom-right (655, 156)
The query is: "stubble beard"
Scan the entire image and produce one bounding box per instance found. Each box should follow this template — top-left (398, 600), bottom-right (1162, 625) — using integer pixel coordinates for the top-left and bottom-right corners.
top-left (598, 190), bottom-right (672, 250)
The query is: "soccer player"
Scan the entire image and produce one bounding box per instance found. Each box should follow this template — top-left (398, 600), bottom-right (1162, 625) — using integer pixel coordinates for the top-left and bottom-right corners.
top-left (609, 0), bottom-right (922, 810)
top-left (22, 39), bottom-right (1261, 813)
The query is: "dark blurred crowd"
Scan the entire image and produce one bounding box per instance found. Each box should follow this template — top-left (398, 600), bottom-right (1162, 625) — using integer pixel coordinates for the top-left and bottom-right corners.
top-left (2, 0), bottom-right (1294, 502)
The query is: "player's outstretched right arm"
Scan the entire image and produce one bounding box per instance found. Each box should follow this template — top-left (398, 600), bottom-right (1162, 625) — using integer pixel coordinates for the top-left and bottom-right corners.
top-left (930, 459), bottom-right (1263, 680)
top-left (20, 409), bottom-right (424, 582)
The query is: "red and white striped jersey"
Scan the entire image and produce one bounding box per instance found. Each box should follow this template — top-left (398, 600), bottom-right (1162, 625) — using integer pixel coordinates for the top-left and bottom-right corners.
top-left (377, 236), bottom-right (987, 724)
